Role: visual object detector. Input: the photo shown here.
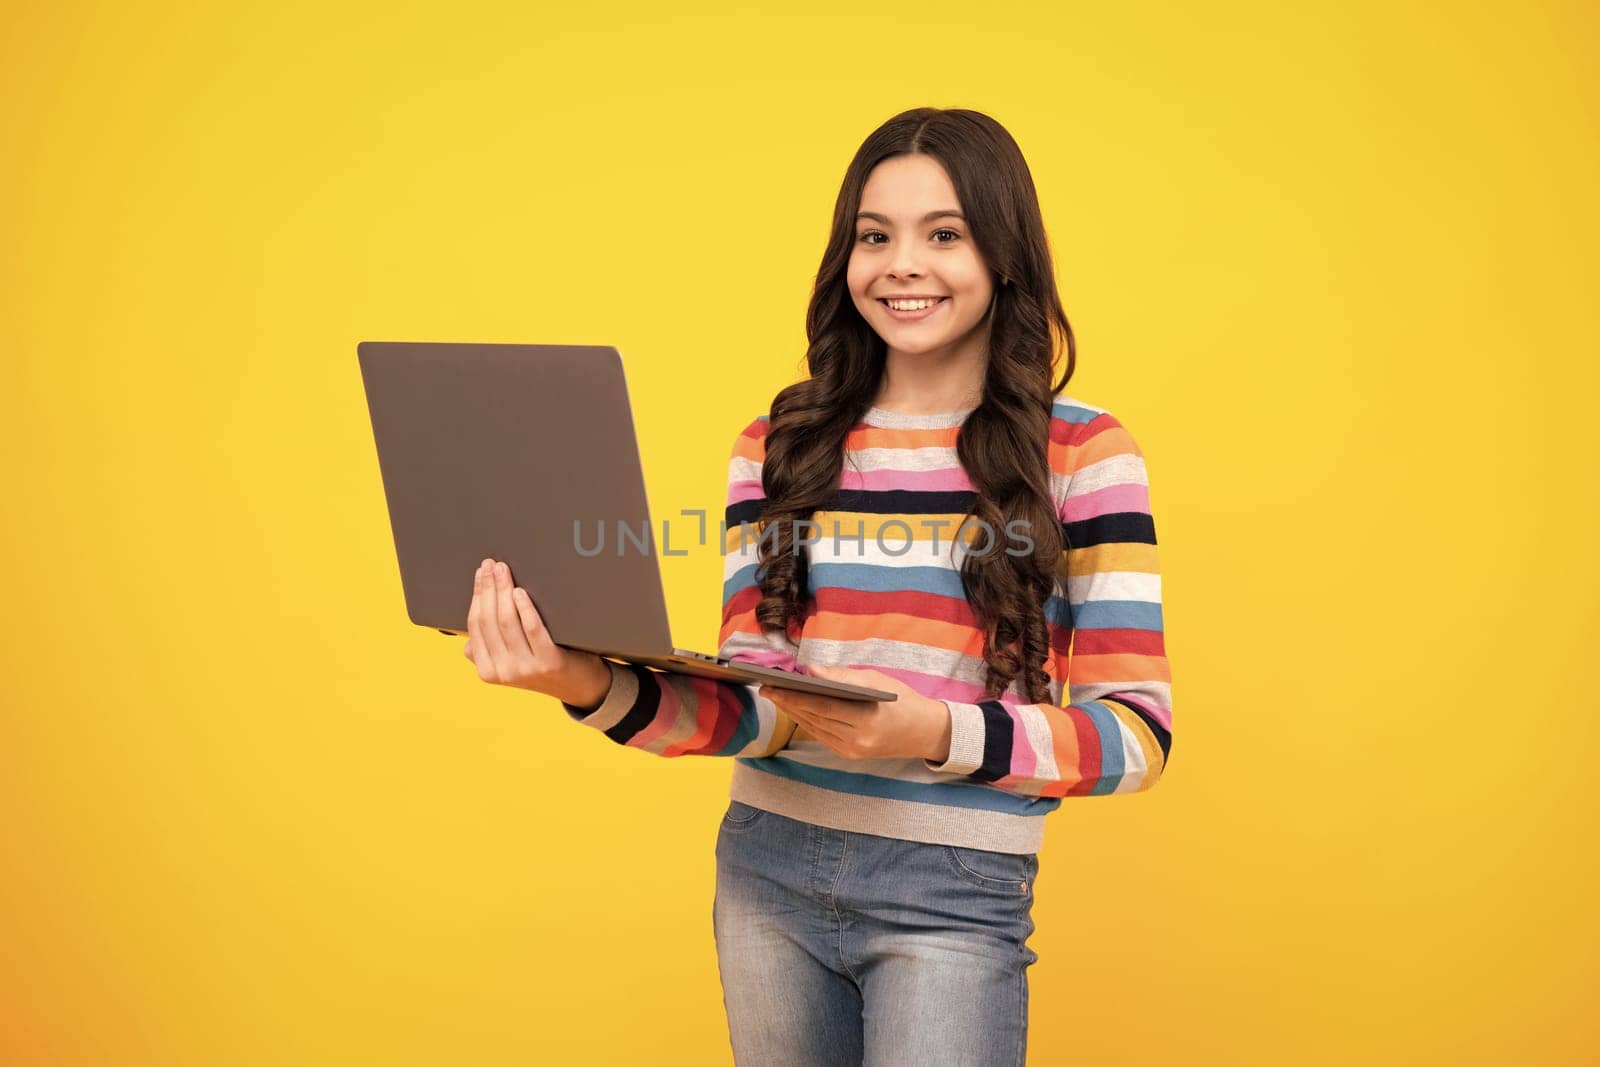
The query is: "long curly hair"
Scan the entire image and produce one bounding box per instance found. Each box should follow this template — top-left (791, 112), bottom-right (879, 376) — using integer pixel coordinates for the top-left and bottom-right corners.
top-left (754, 107), bottom-right (1077, 703)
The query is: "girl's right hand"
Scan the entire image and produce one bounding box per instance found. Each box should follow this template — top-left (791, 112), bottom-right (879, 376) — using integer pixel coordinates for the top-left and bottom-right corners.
top-left (463, 558), bottom-right (611, 707)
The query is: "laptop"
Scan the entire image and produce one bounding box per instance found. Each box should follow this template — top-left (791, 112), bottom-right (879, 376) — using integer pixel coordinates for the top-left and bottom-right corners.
top-left (356, 341), bottom-right (896, 703)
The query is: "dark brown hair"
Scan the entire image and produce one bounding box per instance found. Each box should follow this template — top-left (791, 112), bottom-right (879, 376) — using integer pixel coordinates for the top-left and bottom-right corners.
top-left (754, 107), bottom-right (1077, 702)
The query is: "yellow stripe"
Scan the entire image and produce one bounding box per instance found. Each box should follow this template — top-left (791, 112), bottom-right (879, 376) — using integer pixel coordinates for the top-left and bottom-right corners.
top-left (1059, 541), bottom-right (1160, 577)
top-left (1104, 699), bottom-right (1164, 781)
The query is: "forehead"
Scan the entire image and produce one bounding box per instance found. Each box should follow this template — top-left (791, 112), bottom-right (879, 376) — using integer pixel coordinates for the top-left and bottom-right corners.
top-left (858, 155), bottom-right (960, 216)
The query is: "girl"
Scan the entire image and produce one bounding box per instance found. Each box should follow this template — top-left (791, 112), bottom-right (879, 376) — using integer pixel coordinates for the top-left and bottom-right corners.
top-left (463, 107), bottom-right (1173, 1066)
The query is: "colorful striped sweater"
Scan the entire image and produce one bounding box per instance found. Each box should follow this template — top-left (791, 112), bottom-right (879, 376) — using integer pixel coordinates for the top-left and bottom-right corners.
top-left (560, 394), bottom-right (1172, 854)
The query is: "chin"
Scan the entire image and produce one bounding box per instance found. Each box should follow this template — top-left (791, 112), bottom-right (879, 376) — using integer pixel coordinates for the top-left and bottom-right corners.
top-left (883, 333), bottom-right (949, 352)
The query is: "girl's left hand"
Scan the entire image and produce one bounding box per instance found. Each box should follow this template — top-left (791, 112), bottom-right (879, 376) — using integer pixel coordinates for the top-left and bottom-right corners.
top-left (759, 666), bottom-right (951, 763)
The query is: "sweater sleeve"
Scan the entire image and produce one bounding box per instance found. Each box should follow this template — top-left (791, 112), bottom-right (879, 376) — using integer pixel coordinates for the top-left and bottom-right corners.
top-left (923, 410), bottom-right (1173, 796)
top-left (558, 417), bottom-right (801, 758)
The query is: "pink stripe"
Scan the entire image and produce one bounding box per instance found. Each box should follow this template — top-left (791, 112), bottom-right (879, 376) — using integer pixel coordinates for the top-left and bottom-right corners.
top-left (1060, 482), bottom-right (1149, 522)
top-left (855, 665), bottom-right (1033, 706)
top-left (656, 677), bottom-right (727, 757)
top-left (728, 649), bottom-right (795, 670)
top-left (851, 665), bottom-right (984, 702)
top-left (632, 680), bottom-right (689, 750)
top-left (856, 666), bottom-right (1046, 786)
top-left (838, 467), bottom-right (974, 492)
top-left (1114, 692), bottom-right (1172, 732)
top-left (1002, 702), bottom-right (1038, 782)
top-left (726, 479), bottom-right (764, 504)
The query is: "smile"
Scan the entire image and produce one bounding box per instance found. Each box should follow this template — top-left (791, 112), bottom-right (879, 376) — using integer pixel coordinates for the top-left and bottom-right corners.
top-left (878, 297), bottom-right (947, 321)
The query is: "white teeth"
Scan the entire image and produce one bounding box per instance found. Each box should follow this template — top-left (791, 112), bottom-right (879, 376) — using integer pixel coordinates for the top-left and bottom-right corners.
top-left (886, 298), bottom-right (940, 311)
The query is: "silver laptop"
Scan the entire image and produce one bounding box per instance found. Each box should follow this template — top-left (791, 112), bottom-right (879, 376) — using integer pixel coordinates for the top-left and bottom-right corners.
top-left (357, 341), bottom-right (895, 703)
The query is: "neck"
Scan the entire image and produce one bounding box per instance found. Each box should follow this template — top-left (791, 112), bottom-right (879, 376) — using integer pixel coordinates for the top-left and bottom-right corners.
top-left (873, 329), bottom-right (988, 415)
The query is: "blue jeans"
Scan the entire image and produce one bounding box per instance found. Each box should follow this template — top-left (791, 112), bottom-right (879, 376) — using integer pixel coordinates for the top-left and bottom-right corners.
top-left (712, 800), bottom-right (1040, 1066)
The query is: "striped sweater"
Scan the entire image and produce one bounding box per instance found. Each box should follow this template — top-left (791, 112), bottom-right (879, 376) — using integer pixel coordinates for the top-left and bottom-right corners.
top-left (560, 394), bottom-right (1172, 854)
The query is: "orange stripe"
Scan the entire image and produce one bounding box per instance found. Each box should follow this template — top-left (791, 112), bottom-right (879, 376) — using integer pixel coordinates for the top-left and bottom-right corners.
top-left (1069, 652), bottom-right (1172, 683)
top-left (845, 425), bottom-right (962, 450)
top-left (808, 610), bottom-right (982, 657)
top-left (1042, 705), bottom-right (1082, 798)
top-left (730, 433), bottom-right (766, 463)
top-left (1076, 423), bottom-right (1141, 467)
top-left (1048, 436), bottom-right (1072, 478)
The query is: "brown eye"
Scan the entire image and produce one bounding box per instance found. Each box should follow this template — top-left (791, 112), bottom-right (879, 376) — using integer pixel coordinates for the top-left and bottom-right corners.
top-left (856, 229), bottom-right (959, 245)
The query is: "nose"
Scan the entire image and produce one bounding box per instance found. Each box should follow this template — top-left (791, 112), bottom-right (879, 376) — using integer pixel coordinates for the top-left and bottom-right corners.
top-left (887, 243), bottom-right (924, 280)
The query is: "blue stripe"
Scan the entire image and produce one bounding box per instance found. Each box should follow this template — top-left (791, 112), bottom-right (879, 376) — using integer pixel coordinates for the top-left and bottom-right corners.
top-left (810, 562), bottom-right (968, 598)
top-left (1079, 700), bottom-right (1125, 795)
top-left (1071, 600), bottom-right (1164, 631)
top-left (735, 756), bottom-right (1063, 817)
top-left (714, 687), bottom-right (761, 756)
top-left (723, 562), bottom-right (759, 604)
top-left (737, 567), bottom-right (1084, 631)
top-left (1051, 400), bottom-right (1104, 424)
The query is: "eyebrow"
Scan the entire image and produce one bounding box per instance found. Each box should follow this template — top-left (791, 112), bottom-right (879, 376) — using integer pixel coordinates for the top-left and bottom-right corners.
top-left (854, 209), bottom-right (965, 224)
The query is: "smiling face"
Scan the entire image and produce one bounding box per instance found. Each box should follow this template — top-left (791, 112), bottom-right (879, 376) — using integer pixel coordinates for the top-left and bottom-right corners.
top-left (847, 153), bottom-right (997, 369)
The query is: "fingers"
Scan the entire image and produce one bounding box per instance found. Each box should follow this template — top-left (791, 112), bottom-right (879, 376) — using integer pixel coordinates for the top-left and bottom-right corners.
top-left (787, 687), bottom-right (856, 730)
top-left (810, 664), bottom-right (865, 692)
top-left (765, 688), bottom-right (852, 751)
top-left (763, 685), bottom-right (852, 734)
top-left (491, 561), bottom-right (534, 664)
top-left (510, 585), bottom-right (548, 651)
top-left (472, 559), bottom-right (512, 679)
top-left (813, 664), bottom-right (900, 695)
top-left (466, 562), bottom-right (490, 677)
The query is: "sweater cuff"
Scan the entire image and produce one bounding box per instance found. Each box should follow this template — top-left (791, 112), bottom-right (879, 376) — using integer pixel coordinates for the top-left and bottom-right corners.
top-left (924, 700), bottom-right (987, 775)
top-left (561, 659), bottom-right (638, 727)
top-left (756, 709), bottom-right (801, 757)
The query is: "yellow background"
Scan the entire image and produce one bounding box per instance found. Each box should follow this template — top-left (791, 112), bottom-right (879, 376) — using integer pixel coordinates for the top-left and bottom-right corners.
top-left (4, 1), bottom-right (1596, 1063)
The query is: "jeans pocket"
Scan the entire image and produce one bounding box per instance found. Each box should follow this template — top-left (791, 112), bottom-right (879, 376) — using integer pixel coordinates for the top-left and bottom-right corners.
top-left (720, 800), bottom-right (768, 833)
top-left (943, 844), bottom-right (1036, 894)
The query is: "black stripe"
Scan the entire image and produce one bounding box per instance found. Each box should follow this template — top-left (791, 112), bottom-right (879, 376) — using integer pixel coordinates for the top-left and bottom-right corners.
top-left (604, 662), bottom-right (660, 746)
top-left (1063, 511), bottom-right (1156, 548)
top-left (561, 698), bottom-right (601, 720)
top-left (1112, 697), bottom-right (1172, 766)
top-left (734, 496), bottom-right (1156, 549)
top-left (969, 700), bottom-right (1015, 783)
top-left (726, 499), bottom-right (768, 528)
top-left (830, 488), bottom-right (979, 515)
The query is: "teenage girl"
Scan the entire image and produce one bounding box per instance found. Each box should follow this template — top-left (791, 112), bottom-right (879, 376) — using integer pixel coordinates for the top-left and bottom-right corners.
top-left (460, 107), bottom-right (1173, 1067)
